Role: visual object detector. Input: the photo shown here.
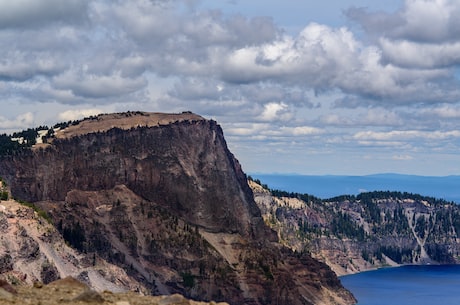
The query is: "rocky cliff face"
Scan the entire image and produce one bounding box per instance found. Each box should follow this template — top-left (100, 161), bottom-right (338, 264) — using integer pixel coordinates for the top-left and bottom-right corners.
top-left (0, 112), bottom-right (355, 305)
top-left (1, 113), bottom-right (264, 238)
top-left (0, 198), bottom-right (147, 292)
top-left (251, 180), bottom-right (460, 276)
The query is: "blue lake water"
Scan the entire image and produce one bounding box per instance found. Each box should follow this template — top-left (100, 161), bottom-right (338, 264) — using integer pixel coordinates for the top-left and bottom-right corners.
top-left (251, 173), bottom-right (460, 203)
top-left (341, 265), bottom-right (460, 305)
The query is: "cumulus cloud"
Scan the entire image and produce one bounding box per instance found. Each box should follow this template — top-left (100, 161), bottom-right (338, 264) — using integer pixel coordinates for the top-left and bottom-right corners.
top-left (379, 39), bottom-right (460, 69)
top-left (225, 122), bottom-right (323, 140)
top-left (0, 51), bottom-right (65, 81)
top-left (2, 0), bottom-right (459, 113)
top-left (0, 112), bottom-right (34, 129)
top-left (220, 23), bottom-right (362, 87)
top-left (258, 102), bottom-right (292, 121)
top-left (217, 20), bottom-right (460, 106)
top-left (396, 0), bottom-right (460, 43)
top-left (168, 78), bottom-right (227, 101)
top-left (2, 0), bottom-right (460, 174)
top-left (52, 70), bottom-right (147, 99)
top-left (348, 0), bottom-right (460, 71)
top-left (347, 0), bottom-right (460, 43)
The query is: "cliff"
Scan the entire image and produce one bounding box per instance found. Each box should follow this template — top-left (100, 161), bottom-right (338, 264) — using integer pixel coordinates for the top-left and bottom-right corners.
top-left (0, 197), bottom-right (147, 292)
top-left (250, 180), bottom-right (460, 276)
top-left (0, 112), bottom-right (355, 305)
top-left (1, 112), bottom-right (264, 238)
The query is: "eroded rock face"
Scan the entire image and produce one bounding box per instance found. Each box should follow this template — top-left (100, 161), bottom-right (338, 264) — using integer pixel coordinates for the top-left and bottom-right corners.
top-left (2, 118), bottom-right (265, 239)
top-left (251, 180), bottom-right (460, 276)
top-left (0, 199), bottom-right (147, 292)
top-left (0, 112), bottom-right (356, 305)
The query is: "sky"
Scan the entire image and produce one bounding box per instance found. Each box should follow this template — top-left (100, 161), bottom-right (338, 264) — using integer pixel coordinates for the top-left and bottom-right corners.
top-left (1, 0), bottom-right (460, 176)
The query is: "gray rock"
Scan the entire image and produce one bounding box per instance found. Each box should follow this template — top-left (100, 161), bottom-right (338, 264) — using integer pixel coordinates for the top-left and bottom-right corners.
top-left (0, 254), bottom-right (13, 273)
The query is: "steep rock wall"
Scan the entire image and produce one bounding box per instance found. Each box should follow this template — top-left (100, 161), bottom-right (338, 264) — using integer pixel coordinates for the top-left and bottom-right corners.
top-left (1, 120), bottom-right (265, 238)
top-left (0, 113), bottom-right (356, 305)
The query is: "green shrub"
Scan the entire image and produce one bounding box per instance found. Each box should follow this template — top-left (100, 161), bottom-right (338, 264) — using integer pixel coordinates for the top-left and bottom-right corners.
top-left (17, 200), bottom-right (52, 224)
top-left (0, 191), bottom-right (8, 201)
top-left (181, 272), bottom-right (195, 288)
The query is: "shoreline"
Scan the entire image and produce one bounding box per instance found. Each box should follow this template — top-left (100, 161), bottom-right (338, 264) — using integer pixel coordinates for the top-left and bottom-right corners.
top-left (338, 262), bottom-right (458, 278)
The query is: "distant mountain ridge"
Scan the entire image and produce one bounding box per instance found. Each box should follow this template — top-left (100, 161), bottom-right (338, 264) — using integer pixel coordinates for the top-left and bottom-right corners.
top-left (252, 174), bottom-right (460, 203)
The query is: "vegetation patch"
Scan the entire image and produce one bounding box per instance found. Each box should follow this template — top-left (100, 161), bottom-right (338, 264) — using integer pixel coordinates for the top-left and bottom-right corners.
top-left (16, 199), bottom-right (53, 224)
top-left (181, 272), bottom-right (195, 288)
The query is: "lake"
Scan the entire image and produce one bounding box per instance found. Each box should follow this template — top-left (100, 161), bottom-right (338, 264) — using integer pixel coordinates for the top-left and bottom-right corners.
top-left (251, 173), bottom-right (460, 203)
top-left (341, 265), bottom-right (460, 305)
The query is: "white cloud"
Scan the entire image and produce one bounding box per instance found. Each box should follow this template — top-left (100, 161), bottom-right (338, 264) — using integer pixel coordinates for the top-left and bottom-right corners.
top-left (392, 154), bottom-right (413, 160)
top-left (57, 109), bottom-right (103, 122)
top-left (221, 23), bottom-right (362, 87)
top-left (0, 112), bottom-right (34, 129)
top-left (258, 102), bottom-right (291, 121)
top-left (430, 105), bottom-right (460, 118)
top-left (0, 51), bottom-right (65, 81)
top-left (354, 130), bottom-right (460, 141)
top-left (225, 123), bottom-right (271, 136)
top-left (217, 20), bottom-right (460, 106)
top-left (380, 39), bottom-right (460, 68)
top-left (52, 70), bottom-right (147, 99)
top-left (2, 0), bottom-right (460, 175)
top-left (2, 0), bottom-right (459, 111)
top-left (281, 126), bottom-right (324, 136)
top-left (109, 0), bottom-right (180, 43)
top-left (348, 0), bottom-right (460, 73)
top-left (348, 0), bottom-right (460, 43)
top-left (398, 0), bottom-right (460, 43)
top-left (225, 122), bottom-right (323, 139)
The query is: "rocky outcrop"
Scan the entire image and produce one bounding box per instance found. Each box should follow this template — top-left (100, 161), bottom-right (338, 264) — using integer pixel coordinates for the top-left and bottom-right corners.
top-left (251, 180), bottom-right (460, 276)
top-left (0, 112), bottom-right (356, 305)
top-left (0, 198), bottom-right (147, 292)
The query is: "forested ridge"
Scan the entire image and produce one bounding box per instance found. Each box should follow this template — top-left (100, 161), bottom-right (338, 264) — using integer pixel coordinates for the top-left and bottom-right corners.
top-left (251, 176), bottom-right (460, 273)
top-left (0, 121), bottom-right (77, 156)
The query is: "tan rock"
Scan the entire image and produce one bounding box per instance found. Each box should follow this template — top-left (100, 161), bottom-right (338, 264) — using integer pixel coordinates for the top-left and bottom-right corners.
top-left (72, 290), bottom-right (105, 303)
top-left (0, 288), bottom-right (13, 301)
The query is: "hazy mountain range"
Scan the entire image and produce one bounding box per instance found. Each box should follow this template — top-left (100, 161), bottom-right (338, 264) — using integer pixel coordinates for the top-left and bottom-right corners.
top-left (251, 174), bottom-right (460, 204)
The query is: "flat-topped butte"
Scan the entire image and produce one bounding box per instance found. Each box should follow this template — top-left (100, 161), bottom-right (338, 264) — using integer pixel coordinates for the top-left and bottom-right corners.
top-left (1, 111), bottom-right (205, 154)
top-left (54, 111), bottom-right (205, 140)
